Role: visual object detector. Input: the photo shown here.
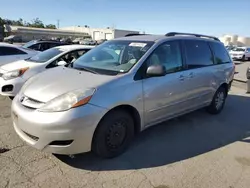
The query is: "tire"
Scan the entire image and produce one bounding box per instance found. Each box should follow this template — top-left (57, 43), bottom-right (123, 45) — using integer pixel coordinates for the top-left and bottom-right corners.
top-left (242, 55), bottom-right (246, 62)
top-left (92, 110), bottom-right (135, 158)
top-left (207, 86), bottom-right (226, 114)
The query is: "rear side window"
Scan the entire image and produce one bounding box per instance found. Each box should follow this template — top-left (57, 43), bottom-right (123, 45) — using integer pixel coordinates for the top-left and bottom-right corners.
top-left (49, 42), bottom-right (60, 48)
top-left (0, 47), bottom-right (27, 56)
top-left (184, 40), bottom-right (213, 68)
top-left (29, 43), bottom-right (41, 51)
top-left (209, 42), bottom-right (231, 64)
top-left (40, 43), bottom-right (50, 51)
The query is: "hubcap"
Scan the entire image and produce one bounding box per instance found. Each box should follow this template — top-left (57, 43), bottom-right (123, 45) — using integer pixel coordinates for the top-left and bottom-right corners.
top-left (215, 91), bottom-right (224, 110)
top-left (106, 119), bottom-right (127, 149)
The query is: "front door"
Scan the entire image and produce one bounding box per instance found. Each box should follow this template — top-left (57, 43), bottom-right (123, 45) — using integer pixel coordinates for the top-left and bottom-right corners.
top-left (142, 40), bottom-right (193, 126)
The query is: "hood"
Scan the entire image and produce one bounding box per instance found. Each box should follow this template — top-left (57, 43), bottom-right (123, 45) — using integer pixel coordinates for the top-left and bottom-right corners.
top-left (23, 66), bottom-right (115, 102)
top-left (0, 59), bottom-right (42, 71)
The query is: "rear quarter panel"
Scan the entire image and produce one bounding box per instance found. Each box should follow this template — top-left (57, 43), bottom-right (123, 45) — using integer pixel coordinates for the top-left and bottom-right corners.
top-left (210, 62), bottom-right (234, 93)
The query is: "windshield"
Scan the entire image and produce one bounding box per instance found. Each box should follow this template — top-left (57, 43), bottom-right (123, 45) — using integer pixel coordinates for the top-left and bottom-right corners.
top-left (27, 48), bottom-right (63, 63)
top-left (232, 48), bottom-right (245, 52)
top-left (73, 40), bottom-right (154, 74)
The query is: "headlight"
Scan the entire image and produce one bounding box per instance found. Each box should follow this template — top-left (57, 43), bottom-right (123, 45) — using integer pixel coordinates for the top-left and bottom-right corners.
top-left (38, 88), bottom-right (96, 112)
top-left (2, 67), bottom-right (29, 80)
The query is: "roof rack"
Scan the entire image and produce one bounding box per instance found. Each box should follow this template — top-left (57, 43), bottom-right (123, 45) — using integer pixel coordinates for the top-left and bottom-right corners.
top-left (124, 33), bottom-right (148, 37)
top-left (165, 32), bottom-right (220, 41)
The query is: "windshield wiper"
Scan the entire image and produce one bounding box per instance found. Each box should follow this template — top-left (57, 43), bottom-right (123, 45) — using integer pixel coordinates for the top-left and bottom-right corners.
top-left (75, 67), bottom-right (99, 74)
top-left (24, 57), bottom-right (32, 61)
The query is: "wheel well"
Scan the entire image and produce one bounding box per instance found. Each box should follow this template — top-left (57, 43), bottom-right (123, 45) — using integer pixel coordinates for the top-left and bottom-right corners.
top-left (104, 105), bottom-right (142, 135)
top-left (220, 83), bottom-right (229, 97)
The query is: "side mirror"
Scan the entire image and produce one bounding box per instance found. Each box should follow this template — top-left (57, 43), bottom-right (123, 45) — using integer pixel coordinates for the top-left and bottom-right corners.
top-left (146, 65), bottom-right (166, 77)
top-left (57, 61), bottom-right (67, 66)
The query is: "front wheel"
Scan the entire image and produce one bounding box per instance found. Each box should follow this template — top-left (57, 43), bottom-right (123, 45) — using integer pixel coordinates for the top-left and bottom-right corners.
top-left (92, 110), bottom-right (135, 158)
top-left (207, 87), bottom-right (226, 114)
top-left (242, 55), bottom-right (247, 62)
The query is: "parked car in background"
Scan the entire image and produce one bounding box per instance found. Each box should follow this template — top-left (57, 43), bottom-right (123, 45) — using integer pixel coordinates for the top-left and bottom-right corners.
top-left (97, 39), bottom-right (107, 45)
top-left (0, 42), bottom-right (39, 66)
top-left (80, 39), bottom-right (96, 45)
top-left (60, 38), bottom-right (72, 44)
top-left (11, 32), bottom-right (234, 158)
top-left (0, 45), bottom-right (94, 98)
top-left (22, 39), bottom-right (70, 52)
top-left (225, 45), bottom-right (235, 51)
top-left (72, 38), bottom-right (83, 44)
top-left (229, 47), bottom-right (250, 61)
top-left (3, 35), bottom-right (22, 44)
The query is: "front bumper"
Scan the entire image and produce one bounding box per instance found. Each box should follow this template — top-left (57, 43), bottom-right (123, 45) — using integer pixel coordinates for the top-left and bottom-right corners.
top-left (230, 55), bottom-right (244, 60)
top-left (0, 77), bottom-right (25, 97)
top-left (11, 96), bottom-right (108, 155)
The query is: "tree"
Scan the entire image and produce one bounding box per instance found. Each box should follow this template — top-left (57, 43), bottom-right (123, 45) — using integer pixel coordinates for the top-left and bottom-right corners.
top-left (16, 18), bottom-right (23, 26)
top-left (45, 24), bottom-right (56, 29)
top-left (0, 17), bottom-right (5, 39)
top-left (0, 17), bottom-right (57, 30)
top-left (29, 18), bottom-right (44, 28)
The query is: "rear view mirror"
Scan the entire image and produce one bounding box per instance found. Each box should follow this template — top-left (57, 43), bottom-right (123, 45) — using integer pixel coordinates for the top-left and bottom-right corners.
top-left (57, 61), bottom-right (67, 66)
top-left (146, 65), bottom-right (166, 77)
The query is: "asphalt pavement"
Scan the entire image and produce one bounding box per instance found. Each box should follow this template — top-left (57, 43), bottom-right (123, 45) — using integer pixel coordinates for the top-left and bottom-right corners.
top-left (0, 86), bottom-right (250, 188)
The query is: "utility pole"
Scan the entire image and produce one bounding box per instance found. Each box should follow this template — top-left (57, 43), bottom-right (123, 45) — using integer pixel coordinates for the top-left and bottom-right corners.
top-left (57, 19), bottom-right (60, 29)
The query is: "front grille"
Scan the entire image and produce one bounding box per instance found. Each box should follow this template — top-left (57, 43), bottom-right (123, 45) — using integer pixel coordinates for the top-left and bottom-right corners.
top-left (20, 96), bottom-right (45, 109)
top-left (23, 131), bottom-right (39, 141)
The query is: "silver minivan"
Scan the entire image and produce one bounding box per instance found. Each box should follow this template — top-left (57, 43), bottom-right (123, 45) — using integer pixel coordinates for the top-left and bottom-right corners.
top-left (11, 32), bottom-right (235, 158)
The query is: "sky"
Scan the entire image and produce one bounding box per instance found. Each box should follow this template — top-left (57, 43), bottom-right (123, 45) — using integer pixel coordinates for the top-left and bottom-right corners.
top-left (0, 0), bottom-right (250, 37)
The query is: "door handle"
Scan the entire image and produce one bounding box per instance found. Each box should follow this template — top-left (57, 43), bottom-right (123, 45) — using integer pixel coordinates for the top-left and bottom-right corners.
top-left (179, 75), bottom-right (185, 81)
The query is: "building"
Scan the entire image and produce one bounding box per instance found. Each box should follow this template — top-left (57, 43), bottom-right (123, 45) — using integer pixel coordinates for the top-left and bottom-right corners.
top-left (3, 25), bottom-right (140, 42)
top-left (60, 26), bottom-right (139, 40)
top-left (219, 34), bottom-right (250, 46)
top-left (4, 25), bottom-right (90, 42)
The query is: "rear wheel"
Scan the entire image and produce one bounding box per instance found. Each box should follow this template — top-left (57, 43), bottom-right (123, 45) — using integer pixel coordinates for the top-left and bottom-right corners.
top-left (92, 110), bottom-right (135, 158)
top-left (207, 86), bottom-right (226, 114)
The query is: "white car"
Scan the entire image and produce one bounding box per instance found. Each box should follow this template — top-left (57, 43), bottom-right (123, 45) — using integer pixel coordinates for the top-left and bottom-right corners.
top-left (80, 39), bottom-right (96, 45)
top-left (0, 43), bottom-right (39, 66)
top-left (0, 45), bottom-right (94, 98)
top-left (229, 47), bottom-right (250, 61)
